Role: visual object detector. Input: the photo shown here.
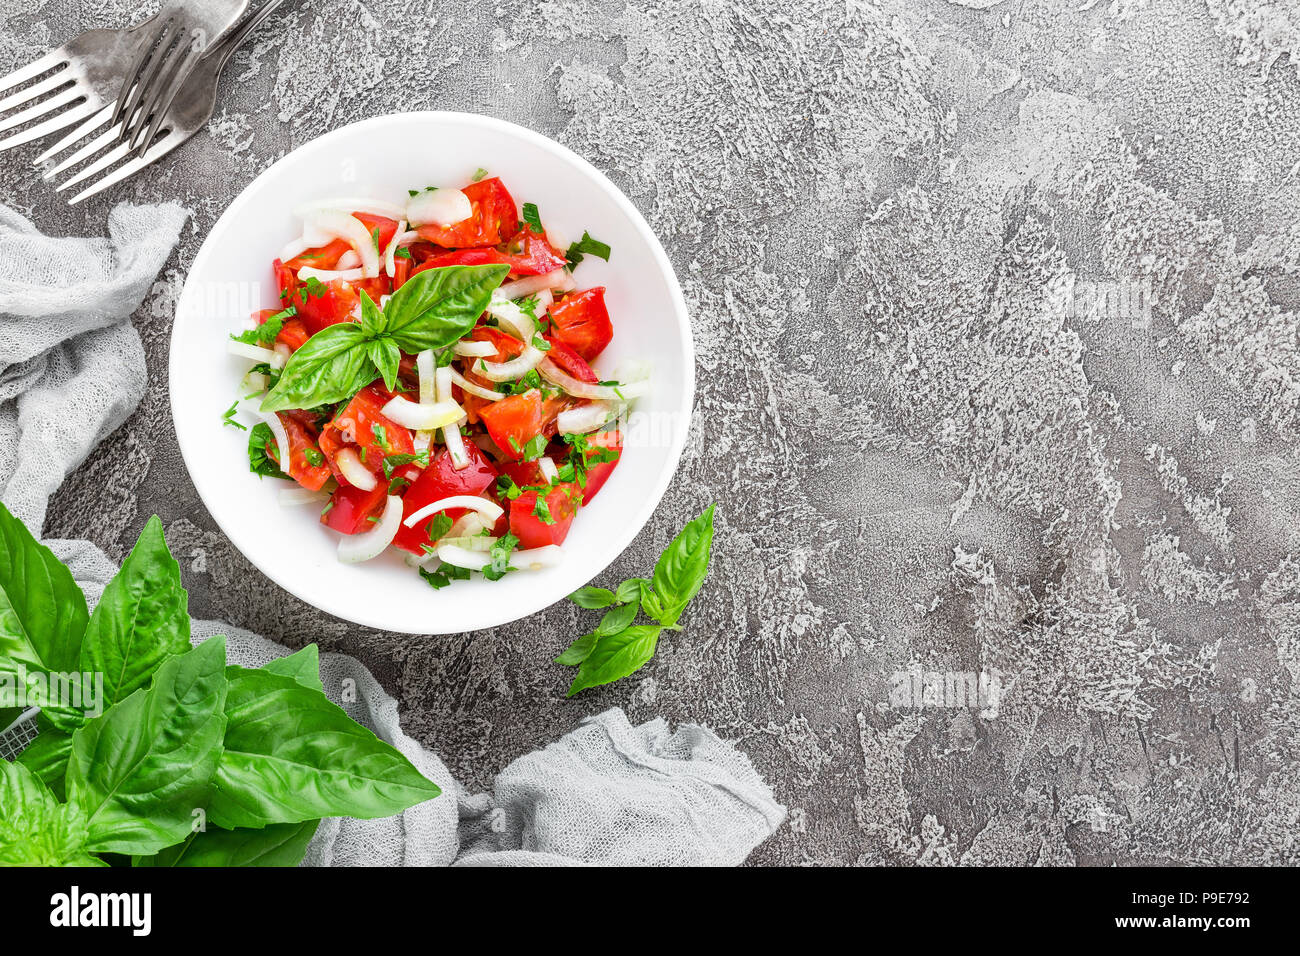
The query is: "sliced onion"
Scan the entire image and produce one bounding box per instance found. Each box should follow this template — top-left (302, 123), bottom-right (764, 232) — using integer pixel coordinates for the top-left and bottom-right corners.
top-left (538, 358), bottom-right (651, 401)
top-left (243, 370), bottom-right (270, 392)
top-left (498, 269), bottom-right (574, 300)
top-left (534, 289), bottom-right (555, 311)
top-left (538, 456), bottom-right (558, 483)
top-left (403, 495), bottom-right (504, 529)
top-left (337, 495), bottom-right (403, 563)
top-left (449, 367), bottom-right (505, 401)
top-left (335, 448), bottom-right (377, 491)
top-left (298, 265), bottom-right (364, 282)
top-left (438, 535), bottom-right (498, 553)
top-left (486, 296), bottom-right (537, 340)
top-left (453, 340), bottom-right (496, 358)
top-left (444, 423), bottom-right (470, 469)
top-left (434, 365), bottom-right (453, 403)
top-left (447, 512), bottom-right (491, 538)
top-left (556, 401), bottom-right (615, 434)
top-left (436, 543), bottom-right (497, 571)
top-left (279, 236), bottom-right (311, 262)
top-left (436, 541), bottom-right (564, 573)
top-left (294, 197), bottom-right (406, 220)
top-left (479, 347), bottom-right (546, 382)
top-left (279, 487), bottom-right (329, 506)
top-left (383, 219), bottom-right (408, 277)
top-left (302, 210), bottom-right (380, 278)
top-left (511, 545), bottom-right (564, 571)
top-left (336, 250), bottom-right (362, 269)
top-left (228, 339), bottom-right (284, 368)
top-left (257, 411), bottom-right (293, 477)
top-left (406, 188), bottom-right (472, 227)
top-left (381, 395), bottom-right (465, 431)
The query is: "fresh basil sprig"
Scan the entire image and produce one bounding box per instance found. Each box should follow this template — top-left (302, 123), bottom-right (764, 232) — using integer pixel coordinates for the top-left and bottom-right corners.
top-left (0, 503), bottom-right (441, 867)
top-left (558, 504), bottom-right (716, 696)
top-left (260, 264), bottom-right (508, 413)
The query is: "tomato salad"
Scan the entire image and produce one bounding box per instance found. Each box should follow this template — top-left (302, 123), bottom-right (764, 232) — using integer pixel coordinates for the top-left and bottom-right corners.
top-left (225, 174), bottom-right (647, 586)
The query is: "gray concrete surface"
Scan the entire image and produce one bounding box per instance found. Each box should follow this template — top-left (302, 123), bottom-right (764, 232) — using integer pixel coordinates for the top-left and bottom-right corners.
top-left (4, 0), bottom-right (1300, 865)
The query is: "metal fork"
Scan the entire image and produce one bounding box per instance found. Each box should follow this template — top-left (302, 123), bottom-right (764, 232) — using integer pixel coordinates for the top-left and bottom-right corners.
top-left (43, 0), bottom-right (295, 205)
top-left (0, 2), bottom-right (247, 158)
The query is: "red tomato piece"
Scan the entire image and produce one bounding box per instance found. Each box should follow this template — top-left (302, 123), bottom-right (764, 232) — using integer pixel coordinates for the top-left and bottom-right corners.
top-left (543, 335), bottom-right (599, 383)
top-left (284, 238), bottom-right (351, 272)
top-left (271, 414), bottom-right (331, 492)
top-left (295, 279), bottom-right (360, 334)
top-left (323, 482), bottom-right (388, 535)
top-left (413, 231), bottom-right (566, 277)
top-left (393, 255), bottom-right (411, 290)
top-left (413, 178), bottom-right (518, 249)
top-left (547, 288), bottom-right (612, 361)
top-left (353, 213), bottom-right (400, 256)
top-left (509, 481), bottom-right (582, 549)
top-left (469, 325), bottom-right (525, 363)
top-left (478, 390), bottom-right (568, 461)
top-left (322, 385), bottom-right (414, 481)
top-left (392, 443), bottom-right (499, 554)
top-left (275, 317), bottom-right (310, 352)
top-left (578, 429), bottom-right (623, 503)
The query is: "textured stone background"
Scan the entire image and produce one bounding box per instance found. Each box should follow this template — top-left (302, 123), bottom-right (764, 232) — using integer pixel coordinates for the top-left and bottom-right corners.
top-left (4, 0), bottom-right (1300, 865)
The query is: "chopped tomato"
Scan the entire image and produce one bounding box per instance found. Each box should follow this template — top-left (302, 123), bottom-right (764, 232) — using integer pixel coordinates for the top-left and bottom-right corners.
top-left (510, 481), bottom-right (582, 549)
top-left (469, 325), bottom-right (525, 363)
top-left (284, 238), bottom-right (351, 272)
top-left (276, 318), bottom-right (310, 352)
top-left (321, 385), bottom-right (414, 481)
top-left (413, 230), bottom-right (566, 277)
top-left (547, 288), bottom-right (612, 361)
top-left (353, 213), bottom-right (400, 256)
top-left (352, 275), bottom-right (393, 306)
top-left (295, 279), bottom-right (360, 334)
top-left (543, 336), bottom-right (599, 383)
top-left (413, 178), bottom-right (518, 249)
top-left (392, 443), bottom-right (499, 555)
top-left (478, 390), bottom-right (568, 461)
top-left (578, 430), bottom-right (623, 503)
top-left (323, 482), bottom-right (387, 535)
top-left (393, 255), bottom-right (411, 290)
top-left (271, 414), bottom-right (331, 492)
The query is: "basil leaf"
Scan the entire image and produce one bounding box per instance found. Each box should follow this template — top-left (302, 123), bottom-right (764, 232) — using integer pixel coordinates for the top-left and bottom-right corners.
top-left (358, 290), bottom-right (385, 336)
top-left (368, 336), bottom-right (401, 392)
top-left (554, 632), bottom-right (599, 666)
top-left (206, 667), bottom-right (441, 829)
top-left (66, 637), bottom-right (229, 856)
top-left (76, 515), bottom-right (191, 715)
top-left (649, 504), bottom-right (716, 626)
top-left (0, 500), bottom-right (89, 677)
top-left (136, 819), bottom-right (319, 868)
top-left (569, 586), bottom-right (616, 609)
top-left (0, 758), bottom-right (100, 866)
top-left (382, 264), bottom-right (509, 354)
top-left (261, 322), bottom-right (374, 413)
top-left (260, 644), bottom-right (323, 693)
top-left (595, 600), bottom-right (638, 637)
top-left (615, 578), bottom-right (647, 604)
top-left (15, 724), bottom-right (74, 801)
top-left (248, 422), bottom-right (289, 479)
top-left (566, 625), bottom-right (662, 697)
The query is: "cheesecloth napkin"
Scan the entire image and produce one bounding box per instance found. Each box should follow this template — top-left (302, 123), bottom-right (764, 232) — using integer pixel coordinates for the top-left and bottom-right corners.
top-left (0, 202), bottom-right (786, 867)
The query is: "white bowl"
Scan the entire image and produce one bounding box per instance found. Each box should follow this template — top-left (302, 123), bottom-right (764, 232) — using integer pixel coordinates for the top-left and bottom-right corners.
top-left (170, 112), bottom-right (693, 634)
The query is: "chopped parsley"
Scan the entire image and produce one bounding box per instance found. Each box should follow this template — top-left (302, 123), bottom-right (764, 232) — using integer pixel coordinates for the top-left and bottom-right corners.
top-left (521, 202), bottom-right (544, 234)
top-left (484, 533), bottom-right (520, 581)
top-left (533, 495), bottom-right (555, 525)
top-left (304, 448), bottom-right (325, 467)
top-left (222, 401), bottom-right (247, 431)
top-left (565, 231), bottom-right (612, 268)
top-left (248, 423), bottom-right (287, 479)
top-left (395, 246), bottom-right (412, 260)
top-left (299, 276), bottom-right (327, 303)
top-left (382, 449), bottom-right (430, 478)
top-left (473, 168), bottom-right (489, 182)
top-left (372, 424), bottom-right (391, 452)
top-left (426, 513), bottom-right (454, 541)
top-left (521, 434), bottom-right (549, 461)
top-left (420, 563), bottom-right (472, 590)
top-left (230, 306), bottom-right (295, 346)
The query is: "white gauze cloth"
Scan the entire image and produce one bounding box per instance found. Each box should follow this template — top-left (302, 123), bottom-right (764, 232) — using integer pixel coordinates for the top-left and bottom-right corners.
top-left (0, 203), bottom-right (786, 866)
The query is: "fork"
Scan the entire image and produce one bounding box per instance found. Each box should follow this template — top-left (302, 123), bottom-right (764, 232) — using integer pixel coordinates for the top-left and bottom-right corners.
top-left (0, 2), bottom-right (247, 158)
top-left (43, 0), bottom-right (296, 205)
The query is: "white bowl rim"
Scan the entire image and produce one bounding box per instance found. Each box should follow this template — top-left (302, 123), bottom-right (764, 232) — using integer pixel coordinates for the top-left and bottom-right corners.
top-left (168, 110), bottom-right (695, 633)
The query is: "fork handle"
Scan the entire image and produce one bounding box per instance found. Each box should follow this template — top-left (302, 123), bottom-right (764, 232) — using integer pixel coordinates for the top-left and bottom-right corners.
top-left (210, 0), bottom-right (296, 66)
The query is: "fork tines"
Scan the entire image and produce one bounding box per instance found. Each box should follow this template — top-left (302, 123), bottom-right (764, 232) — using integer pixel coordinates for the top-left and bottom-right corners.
top-left (0, 52), bottom-right (98, 154)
